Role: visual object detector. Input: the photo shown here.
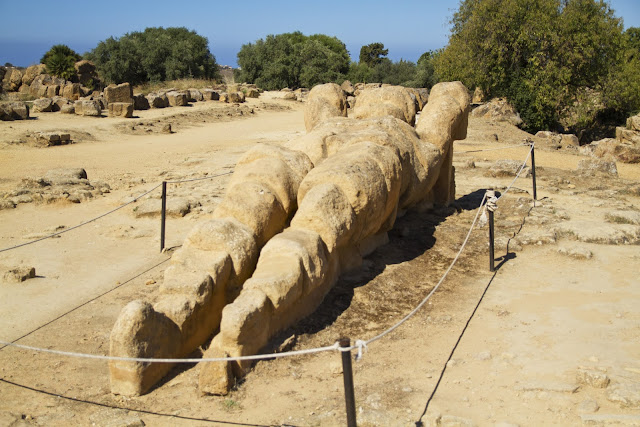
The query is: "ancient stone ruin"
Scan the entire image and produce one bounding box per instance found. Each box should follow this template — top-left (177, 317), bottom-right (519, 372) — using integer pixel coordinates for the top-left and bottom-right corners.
top-left (108, 81), bottom-right (471, 396)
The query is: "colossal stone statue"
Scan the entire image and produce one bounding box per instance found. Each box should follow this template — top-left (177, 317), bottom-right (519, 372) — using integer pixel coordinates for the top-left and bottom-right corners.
top-left (109, 82), bottom-right (470, 396)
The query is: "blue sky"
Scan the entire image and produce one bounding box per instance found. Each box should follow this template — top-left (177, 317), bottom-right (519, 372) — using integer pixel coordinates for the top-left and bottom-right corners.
top-left (1, 0), bottom-right (639, 68)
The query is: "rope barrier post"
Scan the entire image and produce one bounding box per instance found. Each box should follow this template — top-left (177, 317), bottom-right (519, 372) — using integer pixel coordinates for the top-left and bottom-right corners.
top-left (530, 140), bottom-right (537, 205)
top-left (339, 338), bottom-right (357, 427)
top-left (160, 181), bottom-right (167, 253)
top-left (486, 190), bottom-right (496, 272)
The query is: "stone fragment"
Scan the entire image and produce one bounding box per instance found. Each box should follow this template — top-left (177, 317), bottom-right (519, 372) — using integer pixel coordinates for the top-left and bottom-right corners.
top-left (227, 91), bottom-right (245, 103)
top-left (32, 98), bottom-right (54, 113)
top-left (61, 83), bottom-right (82, 101)
top-left (471, 97), bottom-right (522, 126)
top-left (21, 64), bottom-right (46, 86)
top-left (202, 89), bottom-right (220, 101)
top-left (146, 93), bottom-right (169, 108)
top-left (607, 382), bottom-right (640, 407)
top-left (594, 139), bottom-right (640, 164)
top-left (133, 197), bottom-right (192, 218)
top-left (577, 159), bottom-right (618, 176)
top-left (3, 267), bottom-right (36, 283)
top-left (74, 100), bottom-right (102, 117)
top-left (199, 342), bottom-right (233, 395)
top-left (104, 82), bottom-right (133, 104)
top-left (577, 369), bottom-right (610, 388)
top-left (577, 399), bottom-right (600, 414)
top-left (109, 301), bottom-right (182, 396)
top-left (166, 91), bottom-right (188, 106)
top-left (133, 94), bottom-right (149, 110)
top-left (107, 102), bottom-right (134, 118)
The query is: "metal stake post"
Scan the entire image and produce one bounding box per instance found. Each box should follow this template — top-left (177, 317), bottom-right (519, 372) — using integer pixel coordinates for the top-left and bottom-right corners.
top-left (160, 181), bottom-right (167, 252)
top-left (487, 190), bottom-right (496, 272)
top-left (339, 338), bottom-right (357, 427)
top-left (530, 141), bottom-right (537, 204)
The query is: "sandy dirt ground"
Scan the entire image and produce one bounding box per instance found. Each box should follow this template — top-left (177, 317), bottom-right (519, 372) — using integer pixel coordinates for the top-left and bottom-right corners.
top-left (0, 93), bottom-right (639, 427)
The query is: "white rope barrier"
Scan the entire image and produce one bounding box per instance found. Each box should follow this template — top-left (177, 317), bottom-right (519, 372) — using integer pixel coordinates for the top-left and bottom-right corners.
top-left (166, 171), bottom-right (233, 184)
top-left (0, 189), bottom-right (491, 364)
top-left (457, 142), bottom-right (530, 154)
top-left (497, 143), bottom-right (533, 201)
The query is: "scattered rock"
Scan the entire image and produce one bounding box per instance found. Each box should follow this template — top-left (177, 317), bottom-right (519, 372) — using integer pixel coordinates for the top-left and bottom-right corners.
top-left (577, 399), bottom-right (600, 414)
top-left (108, 102), bottom-right (134, 118)
top-left (607, 382), bottom-right (640, 407)
top-left (557, 245), bottom-right (593, 260)
top-left (605, 211), bottom-right (640, 225)
top-left (515, 382), bottom-right (579, 393)
top-left (594, 139), bottom-right (640, 164)
top-left (32, 98), bottom-right (54, 113)
top-left (439, 415), bottom-right (476, 427)
top-left (486, 159), bottom-right (530, 177)
top-left (162, 124), bottom-right (172, 134)
top-left (3, 267), bottom-right (36, 283)
top-left (133, 197), bottom-right (194, 218)
top-left (576, 369), bottom-right (610, 388)
top-left (581, 414), bottom-right (640, 425)
top-left (471, 98), bottom-right (522, 126)
top-left (74, 100), bottom-right (101, 117)
top-left (104, 82), bottom-right (133, 104)
top-left (577, 159), bottom-right (618, 176)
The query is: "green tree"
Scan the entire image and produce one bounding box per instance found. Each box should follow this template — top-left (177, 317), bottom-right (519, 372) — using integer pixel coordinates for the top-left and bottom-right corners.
top-left (41, 44), bottom-right (81, 81)
top-left (359, 43), bottom-right (389, 67)
top-left (435, 0), bottom-right (626, 132)
top-left (236, 32), bottom-right (350, 90)
top-left (87, 27), bottom-right (219, 85)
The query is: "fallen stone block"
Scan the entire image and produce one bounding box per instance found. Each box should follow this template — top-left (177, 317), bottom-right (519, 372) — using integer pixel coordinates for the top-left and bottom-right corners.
top-left (107, 102), bottom-right (134, 118)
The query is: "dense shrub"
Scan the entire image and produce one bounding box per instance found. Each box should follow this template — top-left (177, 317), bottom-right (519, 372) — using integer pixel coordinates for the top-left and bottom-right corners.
top-left (41, 44), bottom-right (81, 81)
top-left (434, 0), bottom-right (634, 132)
top-left (87, 27), bottom-right (220, 85)
top-left (236, 32), bottom-right (350, 90)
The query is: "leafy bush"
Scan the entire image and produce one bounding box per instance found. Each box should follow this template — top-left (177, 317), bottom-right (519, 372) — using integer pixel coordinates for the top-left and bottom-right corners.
top-left (87, 27), bottom-right (220, 85)
top-left (434, 0), bottom-right (632, 132)
top-left (41, 44), bottom-right (81, 81)
top-left (236, 32), bottom-right (350, 90)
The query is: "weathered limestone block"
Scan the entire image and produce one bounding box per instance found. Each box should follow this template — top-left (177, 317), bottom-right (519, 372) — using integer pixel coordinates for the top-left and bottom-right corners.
top-left (352, 86), bottom-right (417, 126)
top-left (22, 64), bottom-right (46, 86)
top-left (61, 83), bottom-right (82, 101)
top-left (108, 102), bottom-right (134, 118)
top-left (146, 93), bottom-right (169, 108)
top-left (202, 89), bottom-right (220, 101)
top-left (133, 94), bottom-right (150, 110)
top-left (32, 98), bottom-right (54, 113)
top-left (227, 91), bottom-right (245, 103)
top-left (166, 91), bottom-right (188, 106)
top-left (245, 88), bottom-right (259, 98)
top-left (304, 83), bottom-right (347, 131)
top-left (187, 89), bottom-right (204, 102)
top-left (74, 100), bottom-right (101, 117)
top-left (104, 83), bottom-right (133, 104)
top-left (109, 301), bottom-right (182, 396)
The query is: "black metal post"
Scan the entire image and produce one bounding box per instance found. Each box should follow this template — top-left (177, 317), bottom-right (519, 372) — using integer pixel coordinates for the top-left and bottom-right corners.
top-left (487, 191), bottom-right (496, 272)
top-left (339, 338), bottom-right (357, 427)
top-left (160, 181), bottom-right (167, 252)
top-left (530, 141), bottom-right (537, 204)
